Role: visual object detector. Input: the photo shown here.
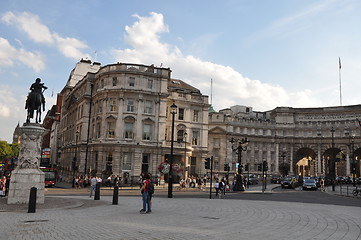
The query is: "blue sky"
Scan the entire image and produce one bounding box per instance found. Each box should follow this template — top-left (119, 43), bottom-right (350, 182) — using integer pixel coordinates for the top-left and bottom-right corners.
top-left (1, 0), bottom-right (361, 142)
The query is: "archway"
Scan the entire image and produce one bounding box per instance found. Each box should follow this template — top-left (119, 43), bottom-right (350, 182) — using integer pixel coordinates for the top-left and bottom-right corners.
top-left (352, 148), bottom-right (361, 177)
top-left (294, 148), bottom-right (316, 177)
top-left (323, 147), bottom-right (342, 183)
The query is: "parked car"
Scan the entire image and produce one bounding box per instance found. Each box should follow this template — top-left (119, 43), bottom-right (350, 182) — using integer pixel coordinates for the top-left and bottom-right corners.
top-left (271, 175), bottom-right (282, 184)
top-left (302, 179), bottom-right (318, 190)
top-left (281, 178), bottom-right (296, 189)
top-left (246, 175), bottom-right (259, 185)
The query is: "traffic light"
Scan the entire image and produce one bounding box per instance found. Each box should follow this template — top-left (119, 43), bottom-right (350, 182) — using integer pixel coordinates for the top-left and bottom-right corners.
top-left (224, 164), bottom-right (228, 171)
top-left (351, 163), bottom-right (356, 174)
top-left (263, 161), bottom-right (268, 171)
top-left (258, 164), bottom-right (262, 171)
top-left (245, 163), bottom-right (249, 171)
top-left (205, 158), bottom-right (211, 169)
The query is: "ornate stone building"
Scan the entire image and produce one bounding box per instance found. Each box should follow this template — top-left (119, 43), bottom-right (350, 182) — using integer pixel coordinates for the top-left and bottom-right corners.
top-left (57, 60), bottom-right (209, 182)
top-left (208, 105), bottom-right (361, 179)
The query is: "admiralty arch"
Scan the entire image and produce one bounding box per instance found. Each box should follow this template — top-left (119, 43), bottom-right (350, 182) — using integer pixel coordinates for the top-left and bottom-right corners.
top-left (208, 105), bottom-right (361, 179)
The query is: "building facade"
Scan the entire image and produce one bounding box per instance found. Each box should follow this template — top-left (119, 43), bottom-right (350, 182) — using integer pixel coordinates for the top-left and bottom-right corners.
top-left (208, 105), bottom-right (361, 179)
top-left (57, 61), bottom-right (209, 182)
top-left (45, 59), bottom-right (361, 183)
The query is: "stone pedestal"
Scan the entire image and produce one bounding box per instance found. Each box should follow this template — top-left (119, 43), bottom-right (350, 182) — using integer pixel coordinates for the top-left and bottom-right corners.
top-left (7, 123), bottom-right (47, 204)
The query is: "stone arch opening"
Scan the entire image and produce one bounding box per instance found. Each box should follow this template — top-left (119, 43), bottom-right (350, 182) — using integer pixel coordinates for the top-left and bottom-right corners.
top-left (294, 148), bottom-right (316, 177)
top-left (323, 147), bottom-right (342, 180)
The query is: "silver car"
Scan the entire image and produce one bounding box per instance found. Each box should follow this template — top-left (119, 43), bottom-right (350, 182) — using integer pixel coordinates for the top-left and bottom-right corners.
top-left (302, 179), bottom-right (318, 190)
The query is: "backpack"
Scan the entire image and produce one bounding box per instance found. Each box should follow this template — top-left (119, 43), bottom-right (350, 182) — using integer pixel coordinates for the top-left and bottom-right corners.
top-left (148, 180), bottom-right (154, 194)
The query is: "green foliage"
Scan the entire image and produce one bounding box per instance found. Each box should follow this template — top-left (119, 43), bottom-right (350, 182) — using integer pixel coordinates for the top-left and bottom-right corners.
top-left (0, 141), bottom-right (19, 162)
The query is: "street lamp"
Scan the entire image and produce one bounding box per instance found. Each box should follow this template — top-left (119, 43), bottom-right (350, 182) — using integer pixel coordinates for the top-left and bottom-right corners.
top-left (183, 131), bottom-right (188, 178)
top-left (230, 137), bottom-right (249, 191)
top-left (72, 130), bottom-right (80, 188)
top-left (350, 135), bottom-right (356, 186)
top-left (330, 127), bottom-right (336, 191)
top-left (281, 152), bottom-right (286, 177)
top-left (168, 103), bottom-right (177, 198)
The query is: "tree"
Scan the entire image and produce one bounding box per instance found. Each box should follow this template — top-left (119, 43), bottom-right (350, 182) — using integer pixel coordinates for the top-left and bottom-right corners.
top-left (0, 141), bottom-right (19, 163)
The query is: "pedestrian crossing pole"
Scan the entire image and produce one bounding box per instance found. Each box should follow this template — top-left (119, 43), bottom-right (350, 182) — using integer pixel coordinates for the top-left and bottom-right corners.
top-left (209, 156), bottom-right (213, 199)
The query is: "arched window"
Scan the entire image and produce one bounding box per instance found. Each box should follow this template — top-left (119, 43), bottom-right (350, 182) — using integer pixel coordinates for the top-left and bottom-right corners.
top-left (124, 116), bottom-right (135, 139)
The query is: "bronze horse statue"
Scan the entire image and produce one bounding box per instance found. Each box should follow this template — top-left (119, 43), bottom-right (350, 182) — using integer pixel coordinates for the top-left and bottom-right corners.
top-left (25, 78), bottom-right (47, 123)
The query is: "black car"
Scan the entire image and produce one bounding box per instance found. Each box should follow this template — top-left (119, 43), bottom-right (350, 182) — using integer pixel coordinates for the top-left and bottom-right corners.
top-left (271, 175), bottom-right (282, 184)
top-left (281, 178), bottom-right (296, 189)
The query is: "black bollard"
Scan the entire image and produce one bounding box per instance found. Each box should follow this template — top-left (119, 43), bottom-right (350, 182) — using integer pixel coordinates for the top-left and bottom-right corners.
top-left (94, 182), bottom-right (100, 200)
top-left (112, 186), bottom-right (119, 205)
top-left (28, 187), bottom-right (37, 213)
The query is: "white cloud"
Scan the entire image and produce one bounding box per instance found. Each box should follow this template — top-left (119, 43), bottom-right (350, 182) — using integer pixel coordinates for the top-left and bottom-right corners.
top-left (1, 11), bottom-right (89, 60)
top-left (112, 12), bottom-right (319, 111)
top-left (53, 33), bottom-right (90, 60)
top-left (2, 11), bottom-right (53, 44)
top-left (0, 37), bottom-right (45, 72)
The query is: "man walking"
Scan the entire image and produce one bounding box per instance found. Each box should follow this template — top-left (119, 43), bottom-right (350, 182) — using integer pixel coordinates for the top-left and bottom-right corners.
top-left (89, 176), bottom-right (97, 197)
top-left (140, 173), bottom-right (151, 214)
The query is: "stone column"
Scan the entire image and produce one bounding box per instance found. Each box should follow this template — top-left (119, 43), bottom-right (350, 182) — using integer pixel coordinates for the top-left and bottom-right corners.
top-left (317, 143), bottom-right (322, 176)
top-left (290, 145), bottom-right (294, 175)
top-left (8, 123), bottom-right (47, 204)
top-left (275, 143), bottom-right (279, 174)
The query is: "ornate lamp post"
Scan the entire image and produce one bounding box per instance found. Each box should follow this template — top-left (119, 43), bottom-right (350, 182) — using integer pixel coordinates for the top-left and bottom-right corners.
top-left (168, 103), bottom-right (177, 198)
top-left (183, 131), bottom-right (188, 178)
top-left (330, 127), bottom-right (336, 191)
top-left (72, 130), bottom-right (79, 188)
top-left (350, 135), bottom-right (356, 186)
top-left (230, 137), bottom-right (249, 191)
top-left (281, 152), bottom-right (286, 177)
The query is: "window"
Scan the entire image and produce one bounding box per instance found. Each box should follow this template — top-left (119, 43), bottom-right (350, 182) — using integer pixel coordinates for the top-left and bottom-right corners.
top-left (144, 100), bottom-right (153, 114)
top-left (143, 123), bottom-right (152, 140)
top-left (129, 77), bottom-right (135, 87)
top-left (97, 102), bottom-right (102, 113)
top-left (147, 79), bottom-right (153, 89)
top-left (127, 99), bottom-right (135, 112)
top-left (112, 77), bottom-right (117, 86)
top-left (123, 153), bottom-right (132, 170)
top-left (107, 121), bottom-right (115, 138)
top-left (192, 131), bottom-right (199, 145)
top-left (96, 122), bottom-right (101, 138)
top-left (193, 110), bottom-right (199, 122)
top-left (106, 152), bottom-right (113, 172)
top-left (177, 129), bottom-right (184, 143)
top-left (124, 122), bottom-right (134, 139)
top-left (109, 98), bottom-right (117, 112)
top-left (142, 154), bottom-right (150, 173)
top-left (178, 108), bottom-right (184, 120)
top-left (100, 79), bottom-right (104, 88)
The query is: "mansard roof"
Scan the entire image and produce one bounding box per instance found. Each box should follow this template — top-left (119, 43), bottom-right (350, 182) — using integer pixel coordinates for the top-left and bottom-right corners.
top-left (168, 78), bottom-right (201, 94)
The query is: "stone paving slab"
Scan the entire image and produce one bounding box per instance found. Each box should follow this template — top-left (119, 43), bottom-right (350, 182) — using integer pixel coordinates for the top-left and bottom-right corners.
top-left (0, 195), bottom-right (360, 240)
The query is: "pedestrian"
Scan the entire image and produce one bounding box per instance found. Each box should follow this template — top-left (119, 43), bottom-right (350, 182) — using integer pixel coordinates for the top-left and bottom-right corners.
top-left (0, 176), bottom-right (5, 197)
top-left (214, 180), bottom-right (219, 197)
top-left (139, 173), bottom-right (151, 214)
top-left (5, 174), bottom-right (10, 196)
top-left (219, 178), bottom-right (225, 199)
top-left (320, 178), bottom-right (325, 192)
top-left (89, 176), bottom-right (97, 197)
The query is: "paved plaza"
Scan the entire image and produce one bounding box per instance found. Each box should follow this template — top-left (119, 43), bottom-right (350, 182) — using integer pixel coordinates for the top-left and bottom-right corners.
top-left (0, 188), bottom-right (360, 240)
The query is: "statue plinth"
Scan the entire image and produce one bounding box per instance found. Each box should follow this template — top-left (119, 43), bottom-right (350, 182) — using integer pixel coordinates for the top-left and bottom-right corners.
top-left (7, 123), bottom-right (47, 204)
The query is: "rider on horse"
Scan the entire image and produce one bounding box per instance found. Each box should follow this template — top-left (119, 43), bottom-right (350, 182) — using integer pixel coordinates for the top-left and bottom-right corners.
top-left (25, 78), bottom-right (47, 123)
top-left (30, 78), bottom-right (47, 110)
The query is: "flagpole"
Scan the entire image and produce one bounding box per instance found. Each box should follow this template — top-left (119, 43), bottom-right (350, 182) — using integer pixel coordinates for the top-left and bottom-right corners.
top-left (339, 57), bottom-right (342, 106)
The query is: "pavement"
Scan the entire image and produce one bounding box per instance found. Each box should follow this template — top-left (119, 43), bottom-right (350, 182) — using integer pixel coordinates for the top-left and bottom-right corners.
top-left (0, 183), bottom-right (360, 240)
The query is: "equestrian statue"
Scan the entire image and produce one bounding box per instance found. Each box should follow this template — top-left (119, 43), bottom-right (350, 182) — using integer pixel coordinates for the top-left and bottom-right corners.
top-left (25, 78), bottom-right (47, 123)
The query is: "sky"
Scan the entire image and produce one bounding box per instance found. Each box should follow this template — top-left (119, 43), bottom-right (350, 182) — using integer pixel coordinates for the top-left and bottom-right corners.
top-left (1, 0), bottom-right (361, 142)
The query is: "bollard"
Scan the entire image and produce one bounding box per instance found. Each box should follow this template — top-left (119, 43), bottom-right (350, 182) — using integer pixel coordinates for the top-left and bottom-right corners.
top-left (112, 186), bottom-right (119, 205)
top-left (94, 182), bottom-right (100, 200)
top-left (28, 187), bottom-right (37, 213)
